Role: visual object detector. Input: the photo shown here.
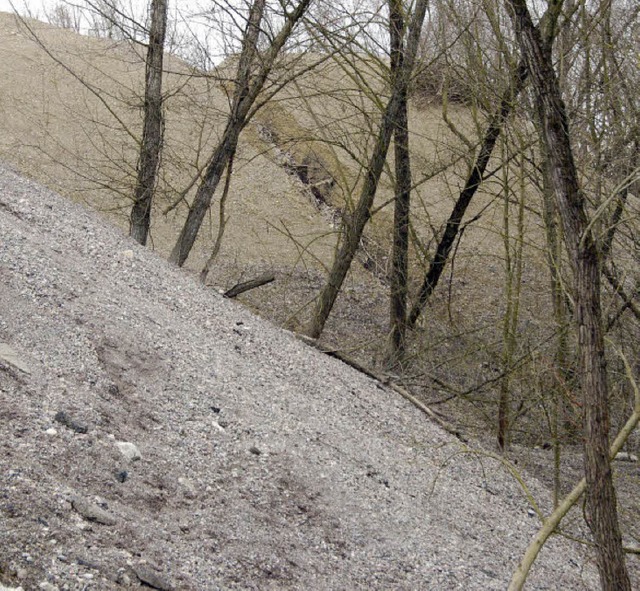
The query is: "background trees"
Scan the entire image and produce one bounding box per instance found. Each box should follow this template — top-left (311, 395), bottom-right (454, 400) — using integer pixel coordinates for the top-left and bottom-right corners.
top-left (1, 0), bottom-right (638, 586)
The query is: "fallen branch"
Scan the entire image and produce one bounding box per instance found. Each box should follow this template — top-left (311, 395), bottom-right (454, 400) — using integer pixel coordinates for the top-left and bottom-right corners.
top-left (294, 334), bottom-right (466, 442)
top-left (223, 273), bottom-right (275, 299)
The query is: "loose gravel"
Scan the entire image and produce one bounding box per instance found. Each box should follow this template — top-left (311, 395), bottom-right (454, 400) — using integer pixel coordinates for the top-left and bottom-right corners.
top-left (0, 162), bottom-right (618, 589)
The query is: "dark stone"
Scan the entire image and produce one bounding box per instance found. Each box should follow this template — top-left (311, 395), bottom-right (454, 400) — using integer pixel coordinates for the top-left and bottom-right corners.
top-left (54, 411), bottom-right (88, 434)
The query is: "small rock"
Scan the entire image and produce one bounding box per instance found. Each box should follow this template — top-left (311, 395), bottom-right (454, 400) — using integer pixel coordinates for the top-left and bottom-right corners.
top-left (132, 564), bottom-right (174, 591)
top-left (115, 441), bottom-right (141, 461)
top-left (0, 342), bottom-right (31, 374)
top-left (249, 446), bottom-right (262, 456)
top-left (122, 249), bottom-right (134, 259)
top-left (45, 428), bottom-right (58, 436)
top-left (38, 583), bottom-right (58, 591)
top-left (115, 470), bottom-right (128, 483)
top-left (71, 496), bottom-right (117, 526)
top-left (615, 451), bottom-right (638, 463)
top-left (54, 411), bottom-right (88, 434)
top-left (116, 571), bottom-right (131, 586)
top-left (177, 477), bottom-right (197, 499)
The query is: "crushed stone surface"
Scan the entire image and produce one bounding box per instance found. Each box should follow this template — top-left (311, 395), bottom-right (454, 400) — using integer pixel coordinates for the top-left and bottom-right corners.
top-left (0, 161), bottom-right (624, 589)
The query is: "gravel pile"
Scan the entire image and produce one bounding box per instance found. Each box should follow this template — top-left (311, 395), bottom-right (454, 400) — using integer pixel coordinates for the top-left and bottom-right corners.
top-left (0, 161), bottom-right (607, 589)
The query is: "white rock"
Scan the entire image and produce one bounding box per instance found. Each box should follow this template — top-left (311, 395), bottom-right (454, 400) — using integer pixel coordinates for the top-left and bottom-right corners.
top-left (177, 477), bottom-right (197, 499)
top-left (122, 249), bottom-right (134, 259)
top-left (115, 441), bottom-right (142, 461)
top-left (45, 428), bottom-right (57, 436)
top-left (615, 451), bottom-right (638, 462)
top-left (0, 342), bottom-right (31, 374)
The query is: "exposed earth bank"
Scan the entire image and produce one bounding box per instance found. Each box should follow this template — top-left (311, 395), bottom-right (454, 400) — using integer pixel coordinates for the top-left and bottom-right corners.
top-left (0, 162), bottom-right (619, 590)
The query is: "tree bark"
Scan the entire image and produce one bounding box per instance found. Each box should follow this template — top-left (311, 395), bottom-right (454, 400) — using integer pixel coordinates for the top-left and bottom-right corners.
top-left (387, 0), bottom-right (412, 362)
top-left (305, 0), bottom-right (429, 339)
top-left (408, 59), bottom-right (528, 328)
top-left (129, 0), bottom-right (167, 245)
top-left (505, 1), bottom-right (630, 588)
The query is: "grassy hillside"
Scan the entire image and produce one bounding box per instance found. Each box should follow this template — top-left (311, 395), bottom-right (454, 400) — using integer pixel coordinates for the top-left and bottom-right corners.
top-left (1, 10), bottom-right (636, 455)
top-left (0, 11), bottom-right (566, 428)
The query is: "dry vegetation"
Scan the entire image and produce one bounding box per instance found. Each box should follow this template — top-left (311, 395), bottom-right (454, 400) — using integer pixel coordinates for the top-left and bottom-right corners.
top-left (0, 8), bottom-right (637, 446)
top-left (0, 6), bottom-right (638, 567)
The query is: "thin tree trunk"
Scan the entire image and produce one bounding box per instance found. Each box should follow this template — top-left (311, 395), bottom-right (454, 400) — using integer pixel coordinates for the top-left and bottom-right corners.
top-left (408, 59), bottom-right (528, 328)
top-left (498, 139), bottom-right (525, 451)
top-left (388, 0), bottom-right (411, 362)
top-left (169, 0), bottom-right (265, 266)
top-left (538, 125), bottom-right (571, 506)
top-left (505, 1), bottom-right (630, 588)
top-left (170, 120), bottom-right (243, 266)
top-left (169, 0), bottom-right (311, 266)
top-left (200, 149), bottom-right (236, 284)
top-left (305, 0), bottom-right (429, 339)
top-left (130, 0), bottom-right (167, 245)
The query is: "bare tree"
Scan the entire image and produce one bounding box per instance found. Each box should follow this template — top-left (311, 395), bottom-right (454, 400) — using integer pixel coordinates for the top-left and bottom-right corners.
top-left (407, 57), bottom-right (528, 328)
top-left (505, 0), bottom-right (630, 587)
top-left (169, 0), bottom-right (314, 266)
top-left (130, 0), bottom-right (168, 245)
top-left (305, 0), bottom-right (429, 339)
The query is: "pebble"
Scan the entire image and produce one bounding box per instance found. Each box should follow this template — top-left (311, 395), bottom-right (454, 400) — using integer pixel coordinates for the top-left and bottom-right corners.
top-left (54, 411), bottom-right (88, 434)
top-left (177, 477), bottom-right (197, 499)
top-left (132, 564), bottom-right (174, 591)
top-left (70, 496), bottom-right (117, 526)
top-left (115, 441), bottom-right (142, 461)
top-left (615, 451), bottom-right (638, 463)
top-left (0, 342), bottom-right (31, 374)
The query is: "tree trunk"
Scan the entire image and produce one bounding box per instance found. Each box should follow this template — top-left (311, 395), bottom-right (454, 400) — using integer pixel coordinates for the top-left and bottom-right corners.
top-left (408, 59), bottom-right (528, 328)
top-left (539, 144), bottom-right (571, 506)
top-left (388, 0), bottom-right (411, 362)
top-left (129, 0), bottom-right (167, 245)
top-left (169, 0), bottom-right (311, 266)
top-left (305, 0), bottom-right (429, 339)
top-left (505, 1), bottom-right (630, 588)
top-left (169, 0), bottom-right (266, 266)
top-left (169, 121), bottom-right (242, 265)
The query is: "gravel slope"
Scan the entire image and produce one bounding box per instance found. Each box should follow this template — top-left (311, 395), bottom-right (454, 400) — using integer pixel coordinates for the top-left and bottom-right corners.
top-left (0, 162), bottom-right (607, 590)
